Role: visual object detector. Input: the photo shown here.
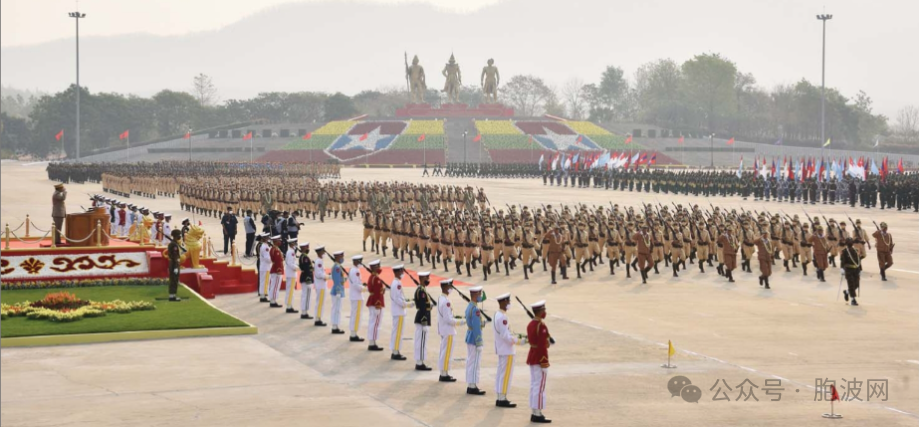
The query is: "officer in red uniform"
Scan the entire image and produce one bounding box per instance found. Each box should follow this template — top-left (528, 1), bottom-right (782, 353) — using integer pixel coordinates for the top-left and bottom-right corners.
top-left (268, 235), bottom-right (285, 307)
top-left (365, 259), bottom-right (387, 351)
top-left (527, 300), bottom-right (552, 424)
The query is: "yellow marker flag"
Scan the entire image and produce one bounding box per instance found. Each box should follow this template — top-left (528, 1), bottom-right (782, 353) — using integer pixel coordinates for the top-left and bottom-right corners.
top-left (668, 340), bottom-right (676, 357)
top-left (823, 138), bottom-right (831, 147)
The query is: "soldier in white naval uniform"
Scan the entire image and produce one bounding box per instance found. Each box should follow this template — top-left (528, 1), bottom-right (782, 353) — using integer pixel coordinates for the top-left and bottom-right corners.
top-left (389, 265), bottom-right (413, 360)
top-left (437, 278), bottom-right (465, 382)
top-left (348, 255), bottom-right (366, 342)
top-left (493, 292), bottom-right (523, 408)
top-left (312, 246), bottom-right (328, 327)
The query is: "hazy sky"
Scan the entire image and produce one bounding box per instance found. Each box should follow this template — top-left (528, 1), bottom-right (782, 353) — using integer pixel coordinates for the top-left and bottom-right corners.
top-left (2, 0), bottom-right (917, 120)
top-left (0, 0), bottom-right (496, 47)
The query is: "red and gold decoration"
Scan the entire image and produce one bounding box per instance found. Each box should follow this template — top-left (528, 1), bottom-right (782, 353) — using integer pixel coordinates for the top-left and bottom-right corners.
top-left (1, 252), bottom-right (149, 280)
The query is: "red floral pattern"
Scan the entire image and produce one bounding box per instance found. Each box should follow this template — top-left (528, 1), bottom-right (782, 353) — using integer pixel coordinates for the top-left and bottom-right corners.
top-left (51, 255), bottom-right (141, 273)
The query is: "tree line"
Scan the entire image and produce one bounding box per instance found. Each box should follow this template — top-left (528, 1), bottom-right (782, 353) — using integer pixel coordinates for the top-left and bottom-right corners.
top-left (2, 53), bottom-right (917, 158)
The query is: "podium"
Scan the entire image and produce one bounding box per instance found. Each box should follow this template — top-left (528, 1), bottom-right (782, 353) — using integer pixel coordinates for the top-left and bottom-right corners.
top-left (65, 207), bottom-right (110, 246)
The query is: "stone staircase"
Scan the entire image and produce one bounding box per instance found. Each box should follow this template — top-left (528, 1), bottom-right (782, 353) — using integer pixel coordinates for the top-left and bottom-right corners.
top-left (444, 118), bottom-right (491, 164)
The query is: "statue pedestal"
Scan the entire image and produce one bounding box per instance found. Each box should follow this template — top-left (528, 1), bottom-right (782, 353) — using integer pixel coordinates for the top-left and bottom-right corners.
top-left (396, 103), bottom-right (514, 118)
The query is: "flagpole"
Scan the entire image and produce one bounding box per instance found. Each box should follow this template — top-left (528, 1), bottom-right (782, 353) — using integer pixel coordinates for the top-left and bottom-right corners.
top-left (126, 133), bottom-right (130, 163)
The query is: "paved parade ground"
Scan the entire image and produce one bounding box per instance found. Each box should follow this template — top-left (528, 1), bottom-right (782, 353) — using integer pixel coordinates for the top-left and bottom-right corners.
top-left (2, 161), bottom-right (918, 426)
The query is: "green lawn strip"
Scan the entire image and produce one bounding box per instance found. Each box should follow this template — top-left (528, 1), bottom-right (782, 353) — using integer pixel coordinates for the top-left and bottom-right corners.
top-left (1, 285), bottom-right (246, 338)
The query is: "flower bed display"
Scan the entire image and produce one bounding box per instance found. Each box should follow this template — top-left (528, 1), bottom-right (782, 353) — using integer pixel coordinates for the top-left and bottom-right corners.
top-left (1, 277), bottom-right (169, 291)
top-left (1, 291), bottom-right (155, 323)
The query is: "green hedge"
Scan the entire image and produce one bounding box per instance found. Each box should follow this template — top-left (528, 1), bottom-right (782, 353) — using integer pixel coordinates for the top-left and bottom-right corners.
top-left (2, 278), bottom-right (169, 291)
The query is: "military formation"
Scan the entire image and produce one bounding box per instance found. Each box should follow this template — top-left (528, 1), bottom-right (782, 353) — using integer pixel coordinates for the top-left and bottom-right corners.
top-left (356, 200), bottom-right (895, 306)
top-left (439, 164), bottom-right (919, 212)
top-left (251, 235), bottom-right (556, 423)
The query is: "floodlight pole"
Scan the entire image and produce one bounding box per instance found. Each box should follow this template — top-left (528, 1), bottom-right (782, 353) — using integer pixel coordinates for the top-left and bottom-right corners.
top-left (818, 13), bottom-right (833, 158)
top-left (69, 11), bottom-right (87, 159)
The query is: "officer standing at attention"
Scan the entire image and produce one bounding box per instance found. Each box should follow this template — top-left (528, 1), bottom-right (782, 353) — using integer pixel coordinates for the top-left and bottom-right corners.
top-left (527, 300), bottom-right (552, 424)
top-left (494, 293), bottom-right (522, 408)
top-left (366, 260), bottom-right (386, 351)
top-left (389, 265), bottom-right (412, 360)
top-left (438, 278), bottom-right (464, 382)
top-left (298, 242), bottom-right (314, 319)
top-left (284, 239), bottom-right (300, 313)
top-left (312, 246), bottom-right (328, 326)
top-left (329, 251), bottom-right (347, 334)
top-left (413, 272), bottom-right (435, 371)
top-left (348, 255), bottom-right (366, 342)
top-left (166, 229), bottom-right (183, 302)
top-left (465, 286), bottom-right (487, 396)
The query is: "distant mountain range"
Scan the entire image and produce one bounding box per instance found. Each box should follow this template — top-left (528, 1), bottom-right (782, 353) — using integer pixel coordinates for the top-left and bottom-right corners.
top-left (0, 0), bottom-right (691, 99)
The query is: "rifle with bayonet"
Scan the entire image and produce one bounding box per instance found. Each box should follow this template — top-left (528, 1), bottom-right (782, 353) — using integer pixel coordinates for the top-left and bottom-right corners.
top-left (514, 296), bottom-right (555, 344)
top-left (450, 284), bottom-right (492, 322)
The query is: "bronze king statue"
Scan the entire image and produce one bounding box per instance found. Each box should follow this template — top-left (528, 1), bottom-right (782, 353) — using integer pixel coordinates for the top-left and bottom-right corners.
top-left (481, 58), bottom-right (500, 103)
top-left (442, 53), bottom-right (462, 104)
top-left (406, 54), bottom-right (427, 103)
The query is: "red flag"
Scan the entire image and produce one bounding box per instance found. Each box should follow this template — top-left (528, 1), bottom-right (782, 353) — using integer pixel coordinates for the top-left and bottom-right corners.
top-left (625, 135), bottom-right (632, 144)
top-left (55, 129), bottom-right (64, 141)
top-left (417, 133), bottom-right (426, 142)
top-left (830, 385), bottom-right (840, 402)
top-left (359, 133), bottom-right (368, 141)
top-left (678, 135), bottom-right (684, 144)
top-left (576, 135), bottom-right (583, 143)
top-left (119, 130), bottom-right (130, 140)
top-left (473, 134), bottom-right (482, 143)
top-left (726, 137), bottom-right (735, 145)
top-left (650, 153), bottom-right (657, 165)
top-left (898, 158), bottom-right (904, 174)
top-left (243, 132), bottom-right (252, 141)
top-left (302, 132), bottom-right (312, 140)
top-left (184, 131), bottom-right (191, 140)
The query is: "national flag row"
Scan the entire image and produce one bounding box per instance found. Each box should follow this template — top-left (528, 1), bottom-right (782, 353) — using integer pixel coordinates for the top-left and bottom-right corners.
top-left (538, 150), bottom-right (657, 171)
top-left (741, 155), bottom-right (905, 182)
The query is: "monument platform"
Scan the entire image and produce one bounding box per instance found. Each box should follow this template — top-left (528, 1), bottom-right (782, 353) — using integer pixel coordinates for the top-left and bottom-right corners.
top-left (396, 103), bottom-right (514, 118)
